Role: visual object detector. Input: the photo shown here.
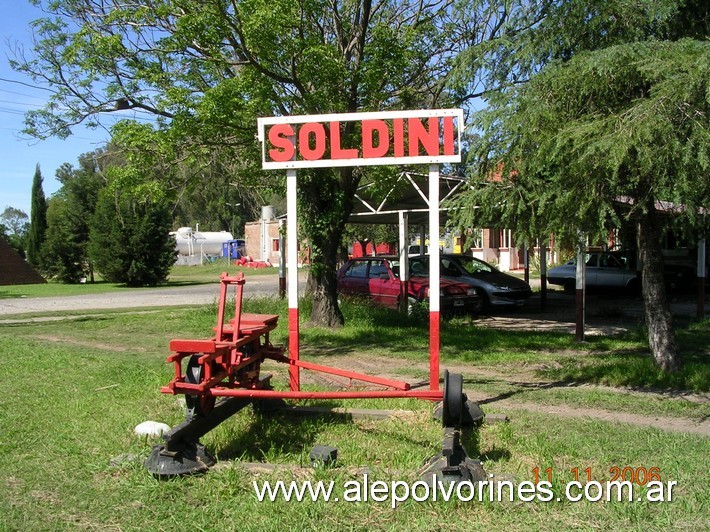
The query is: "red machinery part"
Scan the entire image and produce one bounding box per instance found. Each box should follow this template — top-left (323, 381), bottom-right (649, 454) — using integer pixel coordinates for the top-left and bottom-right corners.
top-left (161, 273), bottom-right (444, 417)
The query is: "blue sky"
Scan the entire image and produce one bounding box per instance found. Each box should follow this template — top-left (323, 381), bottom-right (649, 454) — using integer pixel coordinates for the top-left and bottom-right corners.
top-left (0, 2), bottom-right (113, 215)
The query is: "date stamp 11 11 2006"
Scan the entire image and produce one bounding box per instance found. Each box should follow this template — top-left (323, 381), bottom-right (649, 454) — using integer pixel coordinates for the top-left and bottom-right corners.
top-left (533, 466), bottom-right (664, 486)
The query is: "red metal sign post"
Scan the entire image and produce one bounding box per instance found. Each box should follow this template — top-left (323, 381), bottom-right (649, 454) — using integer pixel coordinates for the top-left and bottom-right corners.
top-left (257, 109), bottom-right (463, 395)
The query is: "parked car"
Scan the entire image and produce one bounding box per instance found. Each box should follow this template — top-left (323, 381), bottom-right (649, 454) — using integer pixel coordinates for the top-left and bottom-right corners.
top-left (548, 251), bottom-right (705, 294)
top-left (407, 244), bottom-right (429, 256)
top-left (547, 252), bottom-right (638, 293)
top-left (336, 256), bottom-right (481, 316)
top-left (409, 254), bottom-right (532, 310)
top-left (662, 263), bottom-right (700, 293)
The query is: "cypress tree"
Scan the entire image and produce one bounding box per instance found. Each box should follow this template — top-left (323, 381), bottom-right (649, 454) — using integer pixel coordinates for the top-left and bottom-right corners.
top-left (26, 164), bottom-right (48, 268)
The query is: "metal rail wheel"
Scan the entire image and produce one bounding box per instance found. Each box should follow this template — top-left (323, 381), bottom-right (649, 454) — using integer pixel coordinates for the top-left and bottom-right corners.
top-left (185, 355), bottom-right (216, 419)
top-left (442, 370), bottom-right (464, 427)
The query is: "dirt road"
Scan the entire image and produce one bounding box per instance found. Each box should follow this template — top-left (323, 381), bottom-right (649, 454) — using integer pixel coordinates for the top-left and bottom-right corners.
top-left (0, 275), bottom-right (297, 315)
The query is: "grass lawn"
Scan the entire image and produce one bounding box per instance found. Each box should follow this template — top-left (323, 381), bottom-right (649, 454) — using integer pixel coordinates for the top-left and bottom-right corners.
top-left (0, 300), bottom-right (707, 530)
top-left (0, 260), bottom-right (279, 299)
top-left (168, 260), bottom-right (280, 284)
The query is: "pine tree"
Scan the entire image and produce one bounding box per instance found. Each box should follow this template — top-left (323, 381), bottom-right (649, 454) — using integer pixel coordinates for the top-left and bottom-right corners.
top-left (89, 189), bottom-right (176, 287)
top-left (26, 164), bottom-right (47, 268)
top-left (42, 155), bottom-right (106, 283)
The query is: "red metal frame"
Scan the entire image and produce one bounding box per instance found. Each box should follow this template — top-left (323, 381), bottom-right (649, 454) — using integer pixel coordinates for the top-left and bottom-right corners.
top-left (161, 273), bottom-right (444, 407)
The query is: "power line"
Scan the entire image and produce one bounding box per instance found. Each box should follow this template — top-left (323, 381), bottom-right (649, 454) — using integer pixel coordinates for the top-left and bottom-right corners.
top-left (0, 82), bottom-right (161, 124)
top-left (0, 107), bottom-right (28, 116)
top-left (0, 99), bottom-right (38, 108)
top-left (0, 87), bottom-right (47, 103)
top-left (0, 77), bottom-right (54, 93)
top-left (0, 105), bottom-right (160, 125)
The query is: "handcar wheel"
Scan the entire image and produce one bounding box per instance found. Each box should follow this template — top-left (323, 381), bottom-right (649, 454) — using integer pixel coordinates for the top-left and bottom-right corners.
top-left (442, 370), bottom-right (464, 427)
top-left (185, 355), bottom-right (216, 419)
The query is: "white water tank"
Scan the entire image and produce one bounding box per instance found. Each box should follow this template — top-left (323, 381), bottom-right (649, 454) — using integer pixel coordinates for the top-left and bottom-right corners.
top-left (173, 227), bottom-right (233, 256)
top-left (259, 206), bottom-right (276, 262)
top-left (261, 205), bottom-right (275, 220)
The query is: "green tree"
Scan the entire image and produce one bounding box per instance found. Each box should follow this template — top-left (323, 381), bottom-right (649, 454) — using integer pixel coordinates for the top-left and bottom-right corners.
top-left (42, 152), bottom-right (107, 282)
top-left (43, 196), bottom-right (85, 282)
top-left (12, 0), bottom-right (521, 326)
top-left (26, 164), bottom-right (47, 268)
top-left (452, 31), bottom-right (709, 370)
top-left (452, 0), bottom-right (709, 96)
top-left (343, 223), bottom-right (399, 254)
top-left (170, 158), bottom-right (267, 237)
top-left (88, 182), bottom-right (176, 287)
top-left (0, 206), bottom-right (29, 256)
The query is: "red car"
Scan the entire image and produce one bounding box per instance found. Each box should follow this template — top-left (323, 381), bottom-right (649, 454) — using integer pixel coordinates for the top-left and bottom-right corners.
top-left (337, 256), bottom-right (481, 315)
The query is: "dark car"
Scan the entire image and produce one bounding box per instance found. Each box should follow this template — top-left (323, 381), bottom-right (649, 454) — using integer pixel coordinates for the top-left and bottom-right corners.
top-left (409, 254), bottom-right (532, 310)
top-left (663, 263), bottom-right (699, 293)
top-left (337, 256), bottom-right (480, 316)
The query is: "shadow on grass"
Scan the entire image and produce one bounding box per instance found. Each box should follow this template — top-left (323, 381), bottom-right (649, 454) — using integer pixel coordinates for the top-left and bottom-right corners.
top-left (529, 320), bottom-right (709, 393)
top-left (215, 401), bottom-right (455, 464)
top-left (462, 427), bottom-right (511, 463)
top-left (0, 314), bottom-right (118, 328)
top-left (538, 350), bottom-right (709, 393)
top-left (464, 376), bottom-right (568, 405)
top-left (299, 310), bottom-right (580, 361)
top-left (309, 307), bottom-right (708, 392)
top-left (215, 407), bottom-right (352, 462)
top-left (0, 290), bottom-right (30, 299)
top-left (214, 298), bottom-right (709, 393)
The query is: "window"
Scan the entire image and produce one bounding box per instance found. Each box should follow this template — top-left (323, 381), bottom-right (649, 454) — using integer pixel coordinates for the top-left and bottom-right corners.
top-left (345, 261), bottom-right (368, 278)
top-left (602, 255), bottom-right (621, 268)
top-left (368, 261), bottom-right (389, 279)
top-left (457, 256), bottom-right (492, 274)
top-left (410, 259), bottom-right (429, 276)
top-left (441, 258), bottom-right (461, 277)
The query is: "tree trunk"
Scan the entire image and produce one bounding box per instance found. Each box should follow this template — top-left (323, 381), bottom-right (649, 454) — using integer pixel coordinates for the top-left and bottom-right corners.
top-left (300, 167), bottom-right (358, 328)
top-left (638, 204), bottom-right (680, 372)
top-left (307, 233), bottom-right (345, 328)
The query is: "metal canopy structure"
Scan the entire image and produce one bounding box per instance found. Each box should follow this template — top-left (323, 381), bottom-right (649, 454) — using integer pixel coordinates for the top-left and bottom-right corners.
top-left (348, 171), bottom-right (467, 226)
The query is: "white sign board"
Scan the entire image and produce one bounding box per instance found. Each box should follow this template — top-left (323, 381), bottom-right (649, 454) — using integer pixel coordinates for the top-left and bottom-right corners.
top-left (257, 109), bottom-right (464, 169)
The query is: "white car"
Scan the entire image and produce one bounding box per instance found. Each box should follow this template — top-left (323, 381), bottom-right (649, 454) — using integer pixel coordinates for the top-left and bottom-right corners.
top-left (547, 252), bottom-right (638, 293)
